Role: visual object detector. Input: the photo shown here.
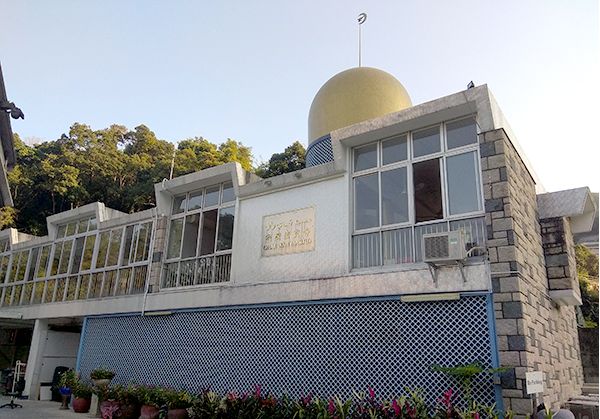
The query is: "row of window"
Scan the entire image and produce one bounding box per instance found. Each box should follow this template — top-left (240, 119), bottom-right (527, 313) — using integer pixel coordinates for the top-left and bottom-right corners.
top-left (56, 216), bottom-right (97, 239)
top-left (353, 116), bottom-right (482, 233)
top-left (167, 183), bottom-right (235, 262)
top-left (1, 221), bottom-right (153, 284)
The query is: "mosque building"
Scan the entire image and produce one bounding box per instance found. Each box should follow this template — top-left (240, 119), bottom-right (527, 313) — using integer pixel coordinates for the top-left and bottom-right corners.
top-left (0, 65), bottom-right (596, 415)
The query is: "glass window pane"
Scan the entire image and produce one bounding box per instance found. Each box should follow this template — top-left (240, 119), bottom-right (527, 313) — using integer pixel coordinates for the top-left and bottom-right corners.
top-left (70, 237), bottom-right (85, 274)
top-left (172, 195), bottom-right (186, 214)
top-left (447, 117), bottom-right (477, 149)
top-left (222, 182), bottom-right (235, 203)
top-left (354, 173), bottom-right (379, 230)
top-left (15, 251), bottom-right (29, 281)
top-left (106, 228), bottom-right (123, 266)
top-left (413, 158), bottom-right (443, 223)
top-left (58, 240), bottom-right (72, 274)
top-left (27, 248), bottom-right (40, 281)
top-left (66, 222), bottom-right (77, 237)
top-left (96, 232), bottom-right (110, 268)
top-left (217, 207), bottom-right (235, 251)
top-left (381, 167), bottom-right (409, 225)
top-left (413, 126), bottom-right (440, 158)
top-left (121, 225), bottom-right (134, 266)
top-left (354, 143), bottom-right (378, 171)
top-left (134, 222), bottom-right (151, 262)
top-left (181, 214), bottom-right (200, 258)
top-left (77, 218), bottom-right (88, 234)
top-left (187, 191), bottom-right (203, 211)
top-left (81, 235), bottom-right (96, 271)
top-left (447, 151), bottom-right (482, 215)
top-left (0, 255), bottom-right (10, 283)
top-left (51, 244), bottom-right (62, 276)
top-left (167, 219), bottom-right (184, 259)
top-left (352, 232), bottom-right (381, 268)
top-left (200, 210), bottom-right (218, 255)
top-left (383, 228), bottom-right (414, 265)
top-left (382, 135), bottom-right (408, 165)
top-left (36, 246), bottom-right (50, 279)
top-left (89, 218), bottom-right (97, 231)
top-left (204, 186), bottom-right (219, 207)
top-left (57, 225), bottom-right (67, 239)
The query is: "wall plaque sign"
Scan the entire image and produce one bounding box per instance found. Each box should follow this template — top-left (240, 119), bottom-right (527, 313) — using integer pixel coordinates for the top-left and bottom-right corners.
top-left (525, 371), bottom-right (544, 394)
top-left (262, 207), bottom-right (315, 257)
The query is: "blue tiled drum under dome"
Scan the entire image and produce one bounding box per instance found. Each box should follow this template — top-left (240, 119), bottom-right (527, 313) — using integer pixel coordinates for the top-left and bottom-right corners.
top-left (78, 295), bottom-right (498, 408)
top-left (306, 135), bottom-right (334, 167)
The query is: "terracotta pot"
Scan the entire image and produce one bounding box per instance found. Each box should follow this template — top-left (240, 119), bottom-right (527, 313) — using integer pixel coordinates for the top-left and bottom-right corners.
top-left (167, 408), bottom-right (189, 419)
top-left (72, 397), bottom-right (91, 413)
top-left (100, 400), bottom-right (120, 419)
top-left (117, 403), bottom-right (139, 419)
top-left (92, 378), bottom-right (112, 387)
top-left (140, 405), bottom-right (160, 419)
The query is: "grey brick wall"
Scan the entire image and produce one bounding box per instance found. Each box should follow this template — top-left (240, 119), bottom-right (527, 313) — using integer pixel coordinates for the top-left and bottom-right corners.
top-left (481, 129), bottom-right (583, 415)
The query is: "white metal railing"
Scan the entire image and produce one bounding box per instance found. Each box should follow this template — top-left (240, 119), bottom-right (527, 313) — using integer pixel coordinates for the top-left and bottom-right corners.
top-left (353, 216), bottom-right (486, 269)
top-left (161, 253), bottom-right (232, 289)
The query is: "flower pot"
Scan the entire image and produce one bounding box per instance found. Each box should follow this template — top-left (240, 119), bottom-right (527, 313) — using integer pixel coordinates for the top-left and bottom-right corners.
top-left (167, 408), bottom-right (189, 419)
top-left (140, 404), bottom-right (160, 419)
top-left (92, 378), bottom-right (112, 387)
top-left (59, 393), bottom-right (71, 410)
top-left (117, 403), bottom-right (139, 419)
top-left (72, 397), bottom-right (91, 413)
top-left (100, 400), bottom-right (120, 419)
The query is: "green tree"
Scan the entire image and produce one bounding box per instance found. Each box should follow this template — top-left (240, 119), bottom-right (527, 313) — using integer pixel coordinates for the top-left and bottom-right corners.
top-left (255, 140), bottom-right (306, 178)
top-left (576, 244), bottom-right (599, 327)
top-left (217, 139), bottom-right (253, 171)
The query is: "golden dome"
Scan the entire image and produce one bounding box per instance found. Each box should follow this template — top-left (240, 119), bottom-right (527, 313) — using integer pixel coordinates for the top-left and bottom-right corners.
top-left (308, 67), bottom-right (412, 143)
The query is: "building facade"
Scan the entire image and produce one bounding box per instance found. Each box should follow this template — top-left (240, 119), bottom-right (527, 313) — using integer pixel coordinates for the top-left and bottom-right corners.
top-left (0, 67), bottom-right (595, 416)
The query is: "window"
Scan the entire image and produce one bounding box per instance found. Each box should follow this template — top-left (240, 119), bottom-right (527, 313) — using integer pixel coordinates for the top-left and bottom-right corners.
top-left (352, 116), bottom-right (484, 269)
top-left (163, 182), bottom-right (235, 288)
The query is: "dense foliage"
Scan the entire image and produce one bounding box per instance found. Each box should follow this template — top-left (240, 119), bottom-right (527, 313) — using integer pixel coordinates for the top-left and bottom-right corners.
top-left (576, 244), bottom-right (599, 327)
top-left (2, 124), bottom-right (264, 235)
top-left (255, 140), bottom-right (306, 178)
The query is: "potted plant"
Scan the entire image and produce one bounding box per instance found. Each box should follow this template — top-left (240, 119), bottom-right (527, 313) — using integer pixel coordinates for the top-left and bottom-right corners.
top-left (96, 385), bottom-right (120, 419)
top-left (57, 369), bottom-right (77, 410)
top-left (115, 383), bottom-right (141, 419)
top-left (72, 381), bottom-right (93, 413)
top-left (164, 388), bottom-right (193, 419)
top-left (138, 385), bottom-right (165, 419)
top-left (90, 367), bottom-right (115, 387)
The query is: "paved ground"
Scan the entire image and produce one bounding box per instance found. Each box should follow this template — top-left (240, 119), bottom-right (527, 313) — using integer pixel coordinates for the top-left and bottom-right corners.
top-left (0, 396), bottom-right (83, 418)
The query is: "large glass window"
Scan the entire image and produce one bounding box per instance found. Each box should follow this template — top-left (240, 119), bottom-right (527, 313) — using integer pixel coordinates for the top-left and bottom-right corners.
top-left (352, 116), bottom-right (483, 269)
top-left (163, 182), bottom-right (236, 288)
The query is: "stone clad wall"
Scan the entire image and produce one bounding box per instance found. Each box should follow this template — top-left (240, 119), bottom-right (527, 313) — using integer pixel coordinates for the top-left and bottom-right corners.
top-left (540, 217), bottom-right (579, 294)
top-left (480, 128), bottom-right (583, 415)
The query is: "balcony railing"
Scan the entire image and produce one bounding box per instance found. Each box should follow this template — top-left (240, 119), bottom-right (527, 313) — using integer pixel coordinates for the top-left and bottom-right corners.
top-left (161, 253), bottom-right (232, 289)
top-left (353, 216), bottom-right (486, 269)
top-left (0, 265), bottom-right (148, 307)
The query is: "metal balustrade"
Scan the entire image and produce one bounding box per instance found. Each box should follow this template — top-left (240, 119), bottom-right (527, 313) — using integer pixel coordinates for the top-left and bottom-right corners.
top-left (353, 216), bottom-right (486, 269)
top-left (161, 253), bottom-right (232, 289)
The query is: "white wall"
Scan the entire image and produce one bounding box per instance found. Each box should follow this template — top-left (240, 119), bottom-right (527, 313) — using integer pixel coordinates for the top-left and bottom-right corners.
top-left (231, 175), bottom-right (349, 284)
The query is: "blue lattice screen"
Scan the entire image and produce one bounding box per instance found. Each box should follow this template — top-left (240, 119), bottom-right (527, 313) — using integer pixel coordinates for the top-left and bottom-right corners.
top-left (306, 135), bottom-right (334, 167)
top-left (78, 295), bottom-right (497, 407)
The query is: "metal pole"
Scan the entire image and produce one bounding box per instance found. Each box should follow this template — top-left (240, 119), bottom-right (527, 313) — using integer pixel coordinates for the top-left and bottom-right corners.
top-left (358, 13), bottom-right (367, 67)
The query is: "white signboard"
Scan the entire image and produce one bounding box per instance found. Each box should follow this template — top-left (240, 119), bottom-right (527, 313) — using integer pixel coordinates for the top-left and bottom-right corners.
top-left (262, 207), bottom-right (315, 257)
top-left (525, 371), bottom-right (544, 394)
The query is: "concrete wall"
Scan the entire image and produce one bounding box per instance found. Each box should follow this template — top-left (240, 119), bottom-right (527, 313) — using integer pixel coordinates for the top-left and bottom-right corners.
top-left (481, 128), bottom-right (583, 415)
top-left (231, 175), bottom-right (349, 283)
top-left (23, 319), bottom-right (80, 399)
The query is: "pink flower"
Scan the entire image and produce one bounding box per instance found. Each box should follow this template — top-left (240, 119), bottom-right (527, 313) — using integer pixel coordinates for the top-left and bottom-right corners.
top-left (392, 399), bottom-right (401, 416)
top-left (474, 413), bottom-right (480, 419)
top-left (253, 385), bottom-right (262, 398)
top-left (301, 393), bottom-right (313, 406)
top-left (328, 399), bottom-right (336, 415)
top-left (368, 387), bottom-right (376, 399)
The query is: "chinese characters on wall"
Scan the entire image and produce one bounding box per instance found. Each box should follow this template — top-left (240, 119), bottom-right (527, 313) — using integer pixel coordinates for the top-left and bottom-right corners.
top-left (262, 207), bottom-right (315, 257)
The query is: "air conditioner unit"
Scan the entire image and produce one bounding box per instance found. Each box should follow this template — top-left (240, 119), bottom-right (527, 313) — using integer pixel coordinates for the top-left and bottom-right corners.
top-left (422, 230), bottom-right (467, 263)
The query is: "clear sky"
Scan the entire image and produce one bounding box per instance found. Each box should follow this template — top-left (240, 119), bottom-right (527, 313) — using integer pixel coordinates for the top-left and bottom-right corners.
top-left (1, 0), bottom-right (598, 192)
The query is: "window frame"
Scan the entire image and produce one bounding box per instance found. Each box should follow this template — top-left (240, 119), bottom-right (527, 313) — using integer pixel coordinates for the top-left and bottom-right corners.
top-left (350, 115), bottom-right (484, 269)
